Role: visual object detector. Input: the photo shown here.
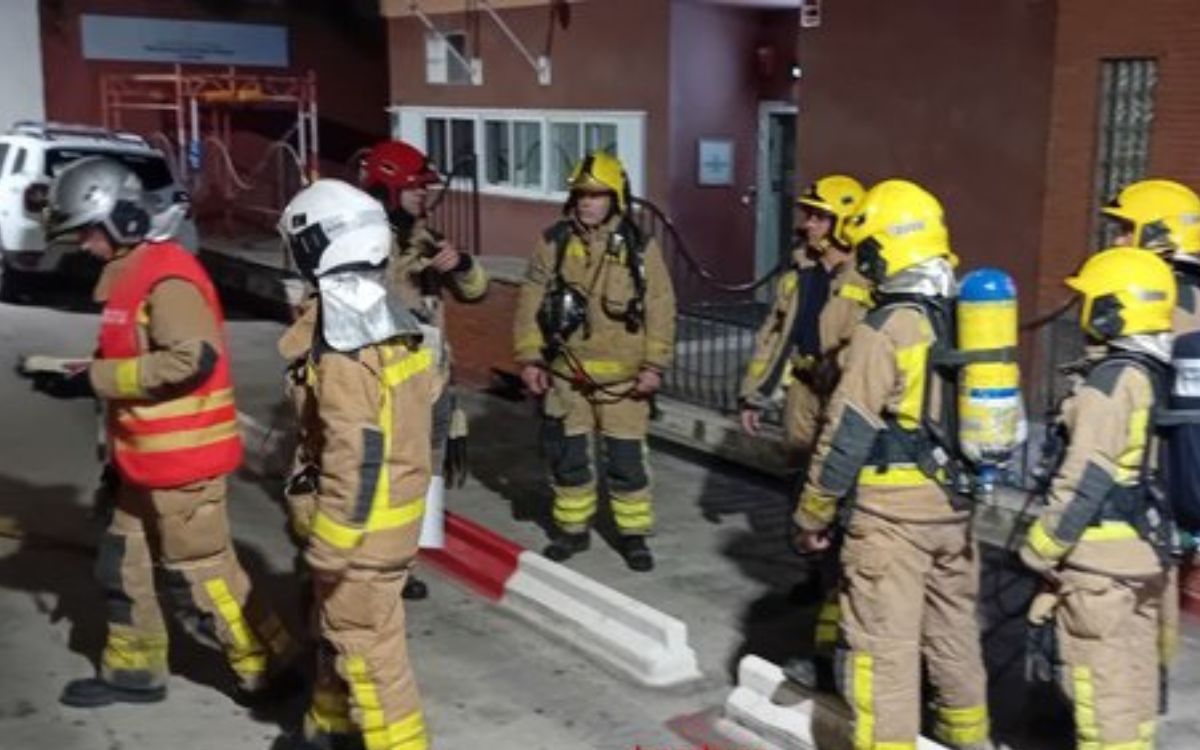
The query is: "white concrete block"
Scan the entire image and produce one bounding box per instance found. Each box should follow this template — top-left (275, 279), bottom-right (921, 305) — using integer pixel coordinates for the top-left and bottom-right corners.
top-left (502, 550), bottom-right (702, 688)
top-left (722, 655), bottom-right (951, 750)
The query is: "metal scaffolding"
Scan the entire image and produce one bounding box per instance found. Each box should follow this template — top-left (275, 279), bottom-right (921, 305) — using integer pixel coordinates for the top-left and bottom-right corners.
top-left (99, 65), bottom-right (320, 185)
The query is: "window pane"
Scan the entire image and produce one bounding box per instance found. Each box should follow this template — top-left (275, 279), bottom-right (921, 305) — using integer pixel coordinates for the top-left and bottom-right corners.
top-left (0, 144), bottom-right (9, 174)
top-left (513, 121), bottom-right (542, 189)
top-left (485, 120), bottom-right (510, 185)
top-left (12, 148), bottom-right (27, 174)
top-left (446, 32), bottom-right (472, 85)
top-left (584, 123), bottom-right (618, 157)
top-left (1094, 58), bottom-right (1157, 247)
top-left (549, 122), bottom-right (581, 191)
top-left (450, 118), bottom-right (475, 176)
top-left (425, 118), bottom-right (448, 172)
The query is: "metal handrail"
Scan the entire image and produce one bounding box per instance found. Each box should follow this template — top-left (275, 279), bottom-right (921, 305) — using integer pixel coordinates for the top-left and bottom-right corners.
top-left (629, 196), bottom-right (781, 295)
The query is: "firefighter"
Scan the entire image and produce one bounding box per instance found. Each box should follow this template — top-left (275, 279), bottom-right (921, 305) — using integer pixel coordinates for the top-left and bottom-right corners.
top-left (27, 157), bottom-right (295, 707)
top-left (360, 140), bottom-right (489, 600)
top-left (795, 179), bottom-right (993, 750)
top-left (1020, 247), bottom-right (1176, 750)
top-left (738, 174), bottom-right (870, 689)
top-left (739, 174), bottom-right (870, 454)
top-left (513, 151), bottom-right (676, 571)
top-left (278, 179), bottom-right (435, 750)
top-left (1097, 178), bottom-right (1200, 713)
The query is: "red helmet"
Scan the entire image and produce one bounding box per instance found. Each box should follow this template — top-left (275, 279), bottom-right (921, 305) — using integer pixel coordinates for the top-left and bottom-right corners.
top-left (359, 140), bottom-right (440, 209)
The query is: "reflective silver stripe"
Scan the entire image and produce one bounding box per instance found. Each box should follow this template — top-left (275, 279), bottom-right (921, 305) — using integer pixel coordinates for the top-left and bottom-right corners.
top-left (1173, 357), bottom-right (1200, 397)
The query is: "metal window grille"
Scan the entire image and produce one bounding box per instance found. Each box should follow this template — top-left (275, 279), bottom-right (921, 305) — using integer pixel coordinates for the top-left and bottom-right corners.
top-left (1093, 58), bottom-right (1158, 247)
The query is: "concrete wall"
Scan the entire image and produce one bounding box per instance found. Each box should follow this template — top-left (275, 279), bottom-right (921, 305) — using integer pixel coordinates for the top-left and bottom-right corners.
top-left (667, 1), bottom-right (798, 286)
top-left (388, 0), bottom-right (673, 258)
top-left (794, 0), bottom-right (1058, 319)
top-left (0, 0), bottom-right (46, 129)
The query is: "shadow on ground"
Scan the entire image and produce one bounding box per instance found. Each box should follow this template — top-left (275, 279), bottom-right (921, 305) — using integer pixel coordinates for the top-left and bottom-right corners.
top-left (0, 470), bottom-right (308, 733)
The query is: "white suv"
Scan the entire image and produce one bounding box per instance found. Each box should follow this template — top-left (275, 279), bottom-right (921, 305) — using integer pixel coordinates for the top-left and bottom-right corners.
top-left (0, 121), bottom-right (198, 299)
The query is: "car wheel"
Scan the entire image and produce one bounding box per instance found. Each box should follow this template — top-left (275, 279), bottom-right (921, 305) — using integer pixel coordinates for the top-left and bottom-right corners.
top-left (0, 259), bottom-right (15, 303)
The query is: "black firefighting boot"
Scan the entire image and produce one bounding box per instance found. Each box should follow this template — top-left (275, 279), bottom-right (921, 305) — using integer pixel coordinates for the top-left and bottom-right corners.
top-left (543, 531), bottom-right (590, 562)
top-left (402, 576), bottom-right (429, 600)
top-left (619, 535), bottom-right (655, 572)
top-left (60, 677), bottom-right (166, 708)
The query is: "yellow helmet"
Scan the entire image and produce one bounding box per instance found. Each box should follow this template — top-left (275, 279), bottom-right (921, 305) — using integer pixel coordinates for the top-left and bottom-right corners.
top-left (1066, 246), bottom-right (1176, 340)
top-left (1100, 179), bottom-right (1200, 255)
top-left (568, 151), bottom-right (629, 212)
top-left (843, 179), bottom-right (952, 283)
top-left (796, 174), bottom-right (865, 244)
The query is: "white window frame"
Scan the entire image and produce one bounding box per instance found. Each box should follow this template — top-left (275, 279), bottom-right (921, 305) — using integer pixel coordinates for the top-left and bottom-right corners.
top-left (390, 105), bottom-right (647, 204)
top-left (425, 30), bottom-right (474, 86)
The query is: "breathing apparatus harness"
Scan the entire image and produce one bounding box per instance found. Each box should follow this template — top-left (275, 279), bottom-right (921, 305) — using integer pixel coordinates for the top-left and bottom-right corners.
top-left (863, 293), bottom-right (1019, 501)
top-left (536, 217), bottom-right (649, 401)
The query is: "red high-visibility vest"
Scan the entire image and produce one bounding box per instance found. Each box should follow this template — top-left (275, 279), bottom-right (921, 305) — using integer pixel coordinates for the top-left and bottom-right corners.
top-left (98, 241), bottom-right (242, 488)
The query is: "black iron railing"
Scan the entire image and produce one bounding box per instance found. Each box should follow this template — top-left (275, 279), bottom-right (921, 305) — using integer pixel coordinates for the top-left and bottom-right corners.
top-left (627, 197), bottom-right (781, 413)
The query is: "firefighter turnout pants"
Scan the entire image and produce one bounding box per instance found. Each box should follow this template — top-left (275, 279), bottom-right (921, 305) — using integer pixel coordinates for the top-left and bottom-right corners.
top-left (1055, 567), bottom-right (1166, 749)
top-left (839, 511), bottom-right (990, 749)
top-left (95, 477), bottom-right (293, 691)
top-left (307, 567), bottom-right (427, 750)
top-left (543, 379), bottom-right (653, 536)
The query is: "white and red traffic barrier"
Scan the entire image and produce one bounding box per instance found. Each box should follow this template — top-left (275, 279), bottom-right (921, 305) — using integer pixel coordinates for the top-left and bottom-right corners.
top-left (421, 511), bottom-right (702, 688)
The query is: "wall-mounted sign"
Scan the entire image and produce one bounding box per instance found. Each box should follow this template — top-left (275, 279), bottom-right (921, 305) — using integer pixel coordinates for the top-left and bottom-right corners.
top-left (801, 0), bottom-right (823, 29)
top-left (697, 138), bottom-right (735, 187)
top-left (81, 15), bottom-right (289, 68)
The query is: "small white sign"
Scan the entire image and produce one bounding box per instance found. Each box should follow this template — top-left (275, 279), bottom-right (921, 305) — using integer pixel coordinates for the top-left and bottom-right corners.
top-left (697, 138), bottom-right (734, 187)
top-left (82, 15), bottom-right (289, 68)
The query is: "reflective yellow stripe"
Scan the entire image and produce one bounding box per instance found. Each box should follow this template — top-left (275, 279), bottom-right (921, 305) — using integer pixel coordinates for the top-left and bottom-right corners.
top-left (204, 578), bottom-right (268, 677)
top-left (310, 499), bottom-right (426, 551)
top-left (800, 492), bottom-right (838, 524)
top-left (857, 464), bottom-right (930, 487)
top-left (554, 493), bottom-right (597, 511)
top-left (935, 704), bottom-right (989, 746)
top-left (1027, 519), bottom-right (1070, 561)
top-left (515, 331), bottom-right (544, 355)
top-left (386, 712), bottom-right (429, 750)
top-left (368, 498), bottom-right (426, 533)
top-left (748, 359), bottom-right (769, 378)
top-left (456, 263), bottom-right (488, 300)
top-left (382, 347), bottom-right (433, 387)
top-left (118, 388), bottom-right (235, 422)
top-left (815, 600), bottom-right (840, 647)
top-left (566, 238), bottom-right (587, 259)
top-left (311, 510), bottom-right (365, 550)
top-left (852, 652), bottom-right (875, 750)
top-left (580, 359), bottom-right (637, 379)
top-left (1080, 521), bottom-right (1140, 542)
top-left (894, 337), bottom-right (930, 430)
top-left (345, 656), bottom-right (387, 750)
top-left (1073, 666), bottom-right (1099, 747)
top-left (114, 358), bottom-right (143, 397)
top-left (1116, 407), bottom-right (1149, 484)
top-left (307, 688), bottom-right (355, 735)
top-left (839, 282), bottom-right (873, 305)
top-left (115, 420), bottom-right (239, 453)
top-left (103, 629), bottom-right (168, 672)
top-left (780, 272), bottom-right (798, 294)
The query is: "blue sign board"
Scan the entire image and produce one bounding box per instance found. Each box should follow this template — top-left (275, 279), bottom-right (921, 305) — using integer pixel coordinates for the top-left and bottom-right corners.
top-left (81, 15), bottom-right (289, 68)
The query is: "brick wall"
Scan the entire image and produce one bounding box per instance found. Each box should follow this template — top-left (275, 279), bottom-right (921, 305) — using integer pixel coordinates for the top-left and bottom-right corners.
top-left (1036, 0), bottom-right (1200, 312)
top-left (445, 278), bottom-right (522, 387)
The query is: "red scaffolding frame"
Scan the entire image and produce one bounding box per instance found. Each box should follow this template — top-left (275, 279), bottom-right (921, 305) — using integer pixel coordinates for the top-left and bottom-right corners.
top-left (100, 65), bottom-right (320, 185)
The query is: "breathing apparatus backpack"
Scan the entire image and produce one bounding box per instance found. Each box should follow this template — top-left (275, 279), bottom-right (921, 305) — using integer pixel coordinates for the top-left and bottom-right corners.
top-left (535, 217), bottom-right (649, 361)
top-left (867, 268), bottom-right (1025, 499)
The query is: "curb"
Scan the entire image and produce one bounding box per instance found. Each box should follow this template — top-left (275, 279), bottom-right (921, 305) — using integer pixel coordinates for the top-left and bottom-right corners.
top-left (719, 655), bottom-right (951, 750)
top-left (421, 511), bottom-right (702, 688)
top-left (237, 410), bottom-right (702, 688)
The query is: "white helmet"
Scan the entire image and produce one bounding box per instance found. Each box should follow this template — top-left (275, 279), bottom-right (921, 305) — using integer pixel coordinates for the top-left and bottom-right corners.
top-left (46, 156), bottom-right (151, 246)
top-left (279, 179), bottom-right (391, 281)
